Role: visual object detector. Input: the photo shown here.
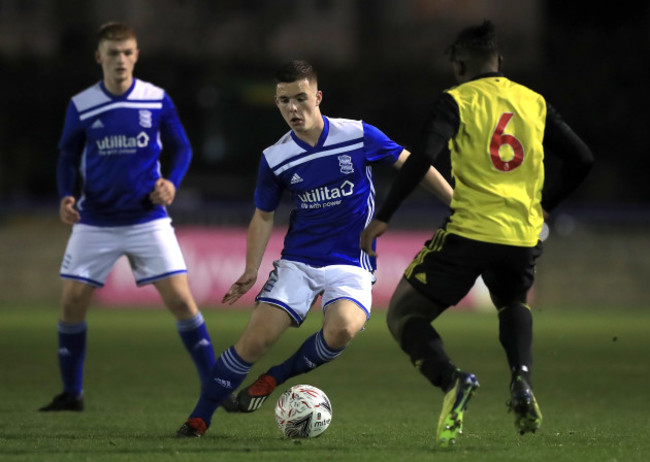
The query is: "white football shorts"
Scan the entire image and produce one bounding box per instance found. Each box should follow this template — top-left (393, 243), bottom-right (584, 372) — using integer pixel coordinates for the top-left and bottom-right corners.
top-left (255, 259), bottom-right (375, 325)
top-left (60, 218), bottom-right (187, 287)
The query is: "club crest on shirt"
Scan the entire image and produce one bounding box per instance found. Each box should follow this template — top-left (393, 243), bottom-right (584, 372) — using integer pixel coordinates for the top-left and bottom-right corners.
top-left (338, 155), bottom-right (354, 174)
top-left (139, 110), bottom-right (152, 128)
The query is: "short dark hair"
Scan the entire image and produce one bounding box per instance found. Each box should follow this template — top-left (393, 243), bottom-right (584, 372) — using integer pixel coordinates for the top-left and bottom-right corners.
top-left (97, 22), bottom-right (137, 46)
top-left (447, 20), bottom-right (499, 63)
top-left (274, 60), bottom-right (317, 85)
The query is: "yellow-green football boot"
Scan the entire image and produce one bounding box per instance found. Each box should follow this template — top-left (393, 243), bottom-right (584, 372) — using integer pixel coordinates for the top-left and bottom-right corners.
top-left (436, 371), bottom-right (480, 447)
top-left (508, 375), bottom-right (542, 435)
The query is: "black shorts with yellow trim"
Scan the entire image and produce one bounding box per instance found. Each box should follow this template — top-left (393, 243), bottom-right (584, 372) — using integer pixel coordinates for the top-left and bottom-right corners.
top-left (404, 229), bottom-right (543, 308)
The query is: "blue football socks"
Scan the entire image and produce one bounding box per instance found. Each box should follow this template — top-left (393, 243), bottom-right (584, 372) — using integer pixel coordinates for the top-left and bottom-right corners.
top-left (57, 320), bottom-right (87, 398)
top-left (190, 346), bottom-right (252, 426)
top-left (177, 312), bottom-right (217, 386)
top-left (267, 329), bottom-right (344, 385)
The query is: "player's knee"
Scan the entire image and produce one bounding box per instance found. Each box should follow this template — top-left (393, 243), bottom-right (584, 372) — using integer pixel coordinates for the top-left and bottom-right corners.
top-left (386, 295), bottom-right (411, 342)
top-left (164, 296), bottom-right (198, 319)
top-left (323, 322), bottom-right (360, 350)
top-left (61, 301), bottom-right (85, 321)
top-left (386, 279), bottom-right (415, 341)
top-left (386, 308), bottom-right (401, 342)
top-left (60, 291), bottom-right (91, 322)
top-left (61, 294), bottom-right (82, 311)
top-left (386, 309), bottom-right (420, 346)
top-left (490, 290), bottom-right (528, 311)
top-left (322, 302), bottom-right (367, 349)
top-left (235, 335), bottom-right (274, 364)
top-left (155, 276), bottom-right (198, 319)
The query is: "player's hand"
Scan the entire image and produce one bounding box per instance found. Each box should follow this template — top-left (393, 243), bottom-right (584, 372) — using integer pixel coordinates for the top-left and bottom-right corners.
top-left (360, 219), bottom-right (388, 257)
top-left (222, 268), bottom-right (258, 305)
top-left (59, 196), bottom-right (81, 225)
top-left (149, 178), bottom-right (176, 206)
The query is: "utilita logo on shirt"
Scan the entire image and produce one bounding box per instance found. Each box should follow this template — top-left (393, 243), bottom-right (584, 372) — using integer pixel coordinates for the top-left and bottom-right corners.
top-left (298, 180), bottom-right (354, 209)
top-left (96, 132), bottom-right (150, 155)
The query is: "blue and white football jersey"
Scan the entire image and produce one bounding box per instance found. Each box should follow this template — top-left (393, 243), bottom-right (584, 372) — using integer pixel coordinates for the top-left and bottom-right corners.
top-left (255, 116), bottom-right (404, 271)
top-left (57, 79), bottom-right (192, 226)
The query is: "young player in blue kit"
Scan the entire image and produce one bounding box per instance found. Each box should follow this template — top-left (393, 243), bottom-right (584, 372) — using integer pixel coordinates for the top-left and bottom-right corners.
top-left (40, 23), bottom-right (215, 412)
top-left (176, 60), bottom-right (454, 437)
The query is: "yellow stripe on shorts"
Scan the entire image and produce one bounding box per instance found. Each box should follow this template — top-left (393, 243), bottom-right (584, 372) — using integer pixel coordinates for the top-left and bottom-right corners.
top-left (404, 229), bottom-right (447, 279)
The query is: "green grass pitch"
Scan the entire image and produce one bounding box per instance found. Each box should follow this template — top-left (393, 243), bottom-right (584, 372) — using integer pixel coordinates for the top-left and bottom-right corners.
top-left (1, 305), bottom-right (649, 461)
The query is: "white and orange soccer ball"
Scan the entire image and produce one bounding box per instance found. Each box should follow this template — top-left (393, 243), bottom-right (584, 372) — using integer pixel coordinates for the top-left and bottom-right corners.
top-left (274, 384), bottom-right (332, 438)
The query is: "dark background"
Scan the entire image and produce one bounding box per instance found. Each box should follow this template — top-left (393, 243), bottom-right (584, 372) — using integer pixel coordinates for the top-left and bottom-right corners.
top-left (1, 0), bottom-right (648, 226)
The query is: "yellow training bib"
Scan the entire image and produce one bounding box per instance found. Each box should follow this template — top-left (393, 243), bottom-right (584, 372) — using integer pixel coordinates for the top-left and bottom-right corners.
top-left (445, 77), bottom-right (546, 246)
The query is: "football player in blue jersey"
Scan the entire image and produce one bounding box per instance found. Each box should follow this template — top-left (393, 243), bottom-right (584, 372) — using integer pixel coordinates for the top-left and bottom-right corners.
top-left (40, 23), bottom-right (215, 412)
top-left (177, 60), bottom-right (454, 437)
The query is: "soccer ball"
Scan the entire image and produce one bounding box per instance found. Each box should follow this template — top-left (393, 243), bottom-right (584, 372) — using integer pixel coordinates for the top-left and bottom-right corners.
top-left (274, 384), bottom-right (332, 438)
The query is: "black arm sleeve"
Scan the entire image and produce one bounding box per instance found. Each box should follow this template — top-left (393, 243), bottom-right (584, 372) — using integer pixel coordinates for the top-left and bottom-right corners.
top-left (541, 103), bottom-right (595, 212)
top-left (375, 93), bottom-right (459, 222)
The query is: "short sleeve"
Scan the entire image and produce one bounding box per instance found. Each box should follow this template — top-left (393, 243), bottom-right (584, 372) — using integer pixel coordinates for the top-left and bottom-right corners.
top-left (362, 122), bottom-right (404, 165)
top-left (253, 155), bottom-right (284, 211)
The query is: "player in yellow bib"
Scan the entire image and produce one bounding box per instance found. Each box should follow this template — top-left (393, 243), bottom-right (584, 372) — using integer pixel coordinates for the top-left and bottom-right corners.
top-left (445, 77), bottom-right (546, 246)
top-left (361, 21), bottom-right (593, 446)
